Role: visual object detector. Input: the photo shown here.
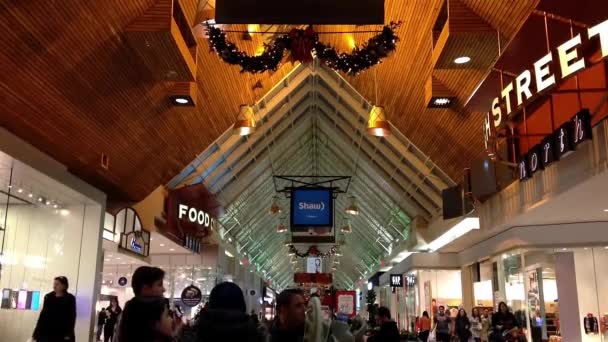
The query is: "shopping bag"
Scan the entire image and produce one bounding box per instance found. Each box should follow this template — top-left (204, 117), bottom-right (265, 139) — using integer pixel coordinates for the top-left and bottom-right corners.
top-left (428, 329), bottom-right (437, 342)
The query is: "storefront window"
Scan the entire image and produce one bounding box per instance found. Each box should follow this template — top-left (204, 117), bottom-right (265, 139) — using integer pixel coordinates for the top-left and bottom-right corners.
top-left (0, 154), bottom-right (103, 341)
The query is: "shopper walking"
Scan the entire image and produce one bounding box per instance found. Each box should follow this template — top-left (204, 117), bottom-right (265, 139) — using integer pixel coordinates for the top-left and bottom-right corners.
top-left (433, 306), bottom-right (452, 342)
top-left (419, 311), bottom-right (432, 342)
top-left (32, 276), bottom-right (76, 342)
top-left (97, 308), bottom-right (107, 341)
top-left (455, 308), bottom-right (471, 342)
top-left (104, 298), bottom-right (122, 342)
top-left (118, 296), bottom-right (173, 342)
top-left (179, 282), bottom-right (266, 342)
top-left (271, 289), bottom-right (307, 342)
top-left (470, 308), bottom-right (482, 342)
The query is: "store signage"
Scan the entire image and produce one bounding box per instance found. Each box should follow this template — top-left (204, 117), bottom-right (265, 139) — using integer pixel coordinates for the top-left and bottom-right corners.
top-left (129, 237), bottom-right (142, 253)
top-left (484, 18), bottom-right (608, 148)
top-left (390, 274), bottom-right (403, 288)
top-left (518, 109), bottom-right (592, 181)
top-left (163, 183), bottom-right (222, 251)
top-left (406, 274), bottom-right (416, 287)
top-left (178, 204), bottom-right (214, 228)
top-left (181, 285), bottom-right (202, 307)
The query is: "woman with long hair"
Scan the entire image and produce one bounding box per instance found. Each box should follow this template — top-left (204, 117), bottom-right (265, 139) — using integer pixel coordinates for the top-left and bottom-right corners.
top-left (491, 302), bottom-right (518, 341)
top-left (32, 276), bottom-right (76, 342)
top-left (470, 308), bottom-right (482, 342)
top-left (118, 297), bottom-right (173, 342)
top-left (104, 297), bottom-right (122, 342)
top-left (419, 311), bottom-right (431, 342)
top-left (455, 308), bottom-right (471, 342)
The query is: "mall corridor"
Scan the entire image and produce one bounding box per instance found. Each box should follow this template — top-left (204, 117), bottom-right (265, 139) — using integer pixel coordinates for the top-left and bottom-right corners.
top-left (0, 0), bottom-right (608, 341)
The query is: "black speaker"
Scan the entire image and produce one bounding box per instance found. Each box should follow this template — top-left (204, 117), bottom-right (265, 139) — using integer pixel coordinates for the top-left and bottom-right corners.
top-left (470, 157), bottom-right (498, 201)
top-left (442, 185), bottom-right (463, 219)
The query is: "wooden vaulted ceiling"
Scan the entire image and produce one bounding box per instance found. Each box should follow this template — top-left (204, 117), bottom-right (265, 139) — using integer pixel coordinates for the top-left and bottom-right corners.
top-left (0, 0), bottom-right (538, 202)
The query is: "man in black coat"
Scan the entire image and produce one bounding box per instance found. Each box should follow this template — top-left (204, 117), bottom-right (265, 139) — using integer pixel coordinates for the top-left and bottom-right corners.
top-left (33, 276), bottom-right (76, 342)
top-left (369, 306), bottom-right (400, 342)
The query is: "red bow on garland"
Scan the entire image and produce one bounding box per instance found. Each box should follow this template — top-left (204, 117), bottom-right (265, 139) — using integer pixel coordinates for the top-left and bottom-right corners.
top-left (289, 25), bottom-right (316, 63)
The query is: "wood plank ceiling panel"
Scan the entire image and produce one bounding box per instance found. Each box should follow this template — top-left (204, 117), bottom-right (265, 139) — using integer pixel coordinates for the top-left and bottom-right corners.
top-left (0, 0), bottom-right (537, 202)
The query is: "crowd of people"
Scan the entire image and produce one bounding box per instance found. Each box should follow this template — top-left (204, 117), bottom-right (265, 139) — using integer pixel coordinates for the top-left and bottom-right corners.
top-left (30, 269), bottom-right (527, 342)
top-left (415, 302), bottom-right (523, 342)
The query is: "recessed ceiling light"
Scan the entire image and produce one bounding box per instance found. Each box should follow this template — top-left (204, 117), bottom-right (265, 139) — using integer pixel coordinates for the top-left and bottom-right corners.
top-left (175, 98), bottom-right (188, 104)
top-left (17, 188), bottom-right (23, 193)
top-left (116, 257), bottom-right (121, 260)
top-left (53, 204), bottom-right (58, 208)
top-left (150, 237), bottom-right (154, 241)
top-left (45, 200), bottom-right (51, 205)
top-left (454, 56), bottom-right (471, 64)
top-left (433, 98), bottom-right (451, 106)
top-left (169, 248), bottom-right (175, 251)
top-left (160, 244), bottom-right (165, 247)
top-left (59, 209), bottom-right (70, 216)
top-left (28, 193), bottom-right (33, 198)
top-left (561, 248), bottom-right (567, 251)
top-left (603, 209), bottom-right (608, 212)
top-left (38, 197), bottom-right (43, 202)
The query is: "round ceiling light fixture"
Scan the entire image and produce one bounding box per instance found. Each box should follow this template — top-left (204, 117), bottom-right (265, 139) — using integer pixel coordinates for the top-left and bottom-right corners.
top-left (174, 97), bottom-right (189, 104)
top-left (454, 56), bottom-right (471, 64)
top-left (234, 104), bottom-right (256, 136)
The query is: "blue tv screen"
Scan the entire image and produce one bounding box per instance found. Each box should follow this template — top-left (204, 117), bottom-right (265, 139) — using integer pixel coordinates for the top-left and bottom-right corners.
top-left (291, 188), bottom-right (333, 227)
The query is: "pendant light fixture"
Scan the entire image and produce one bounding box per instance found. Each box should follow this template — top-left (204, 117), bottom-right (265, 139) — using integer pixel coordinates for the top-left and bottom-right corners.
top-left (345, 196), bottom-right (360, 216)
top-left (276, 215), bottom-right (288, 233)
top-left (234, 104), bottom-right (256, 136)
top-left (269, 196), bottom-right (282, 215)
top-left (340, 218), bottom-right (352, 233)
top-left (367, 68), bottom-right (391, 137)
top-left (367, 105), bottom-right (391, 137)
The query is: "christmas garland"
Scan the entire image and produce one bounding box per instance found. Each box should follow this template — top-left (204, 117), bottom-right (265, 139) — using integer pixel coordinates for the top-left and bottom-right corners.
top-left (289, 244), bottom-right (339, 258)
top-left (205, 22), bottom-right (401, 75)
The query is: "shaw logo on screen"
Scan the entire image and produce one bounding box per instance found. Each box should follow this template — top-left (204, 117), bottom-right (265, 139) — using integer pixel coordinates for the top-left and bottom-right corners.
top-left (298, 201), bottom-right (326, 211)
top-left (291, 188), bottom-right (333, 228)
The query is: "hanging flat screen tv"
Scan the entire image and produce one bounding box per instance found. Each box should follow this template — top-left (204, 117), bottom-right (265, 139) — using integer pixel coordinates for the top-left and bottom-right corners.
top-left (290, 188), bottom-right (333, 229)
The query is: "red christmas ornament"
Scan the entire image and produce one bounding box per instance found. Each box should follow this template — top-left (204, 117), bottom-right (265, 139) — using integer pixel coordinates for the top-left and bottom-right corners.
top-left (289, 25), bottom-right (316, 64)
top-left (308, 245), bottom-right (320, 257)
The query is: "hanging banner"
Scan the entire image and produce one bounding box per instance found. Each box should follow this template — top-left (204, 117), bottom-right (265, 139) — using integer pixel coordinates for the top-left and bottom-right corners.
top-left (294, 272), bottom-right (333, 284)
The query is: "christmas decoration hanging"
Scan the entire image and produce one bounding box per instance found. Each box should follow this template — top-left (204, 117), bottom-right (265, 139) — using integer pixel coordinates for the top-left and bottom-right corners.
top-left (205, 22), bottom-right (402, 75)
top-left (288, 244), bottom-right (339, 258)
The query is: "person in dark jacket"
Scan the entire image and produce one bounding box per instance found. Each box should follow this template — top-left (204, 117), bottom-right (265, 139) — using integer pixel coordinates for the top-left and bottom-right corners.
top-left (97, 308), bottom-right (107, 341)
top-left (179, 282), bottom-right (266, 342)
top-left (491, 302), bottom-right (518, 341)
top-left (455, 308), bottom-right (472, 342)
top-left (271, 289), bottom-right (306, 342)
top-left (369, 306), bottom-right (400, 342)
top-left (32, 276), bottom-right (76, 342)
top-left (104, 297), bottom-right (122, 342)
top-left (117, 296), bottom-right (173, 342)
